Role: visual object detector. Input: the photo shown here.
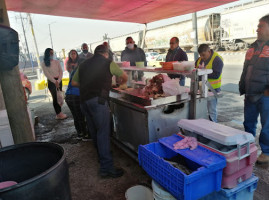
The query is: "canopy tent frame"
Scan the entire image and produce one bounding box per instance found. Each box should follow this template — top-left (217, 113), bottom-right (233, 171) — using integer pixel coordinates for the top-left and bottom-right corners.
top-left (0, 0), bottom-right (237, 144)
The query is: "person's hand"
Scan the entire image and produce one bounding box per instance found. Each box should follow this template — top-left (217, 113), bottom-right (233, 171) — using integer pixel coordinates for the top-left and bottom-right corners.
top-left (55, 80), bottom-right (59, 88)
top-left (116, 77), bottom-right (123, 85)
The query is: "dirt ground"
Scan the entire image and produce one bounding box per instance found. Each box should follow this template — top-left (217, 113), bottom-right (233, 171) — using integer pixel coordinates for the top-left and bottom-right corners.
top-left (33, 99), bottom-right (151, 200)
top-left (31, 89), bottom-right (269, 200)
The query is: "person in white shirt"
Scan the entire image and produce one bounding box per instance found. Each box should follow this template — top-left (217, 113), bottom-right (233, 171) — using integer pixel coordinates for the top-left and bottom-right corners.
top-left (41, 48), bottom-right (67, 120)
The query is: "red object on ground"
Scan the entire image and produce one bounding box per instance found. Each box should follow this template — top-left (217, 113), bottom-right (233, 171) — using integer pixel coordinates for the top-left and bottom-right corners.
top-left (20, 71), bottom-right (32, 101)
top-left (0, 181), bottom-right (17, 189)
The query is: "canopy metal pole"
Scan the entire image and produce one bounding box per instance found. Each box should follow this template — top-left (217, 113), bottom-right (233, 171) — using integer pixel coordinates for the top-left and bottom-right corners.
top-left (192, 12), bottom-right (199, 61)
top-left (141, 23), bottom-right (147, 49)
top-left (0, 0), bottom-right (34, 144)
top-left (190, 12), bottom-right (199, 119)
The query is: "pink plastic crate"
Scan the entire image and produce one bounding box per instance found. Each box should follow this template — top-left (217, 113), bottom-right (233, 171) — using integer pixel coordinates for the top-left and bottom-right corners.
top-left (177, 133), bottom-right (257, 189)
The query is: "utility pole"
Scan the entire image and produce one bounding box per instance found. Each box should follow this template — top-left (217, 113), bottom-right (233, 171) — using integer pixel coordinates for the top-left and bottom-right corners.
top-left (28, 13), bottom-right (41, 67)
top-left (48, 22), bottom-right (56, 50)
top-left (0, 0), bottom-right (34, 143)
top-left (27, 13), bottom-right (42, 79)
top-left (19, 13), bottom-right (34, 72)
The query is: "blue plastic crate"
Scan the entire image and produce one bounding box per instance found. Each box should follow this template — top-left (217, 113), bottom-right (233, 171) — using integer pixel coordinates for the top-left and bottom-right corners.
top-left (201, 175), bottom-right (258, 200)
top-left (138, 134), bottom-right (226, 200)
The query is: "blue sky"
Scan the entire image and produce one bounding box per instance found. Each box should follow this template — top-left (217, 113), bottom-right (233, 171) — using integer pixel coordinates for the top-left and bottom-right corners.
top-left (8, 0), bottom-right (251, 55)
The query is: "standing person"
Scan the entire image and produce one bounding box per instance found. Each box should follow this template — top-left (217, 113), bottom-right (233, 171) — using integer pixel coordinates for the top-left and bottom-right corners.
top-left (121, 36), bottom-right (146, 80)
top-left (41, 48), bottom-right (67, 120)
top-left (166, 37), bottom-right (188, 86)
top-left (79, 43), bottom-right (93, 64)
top-left (66, 50), bottom-right (79, 73)
top-left (103, 41), bottom-right (114, 61)
top-left (239, 14), bottom-right (269, 165)
top-left (195, 44), bottom-right (223, 123)
top-left (65, 50), bottom-right (90, 141)
top-left (72, 45), bottom-right (128, 178)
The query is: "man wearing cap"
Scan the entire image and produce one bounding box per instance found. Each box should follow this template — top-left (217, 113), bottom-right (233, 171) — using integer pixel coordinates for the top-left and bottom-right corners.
top-left (72, 45), bottom-right (128, 178)
top-left (121, 36), bottom-right (146, 80)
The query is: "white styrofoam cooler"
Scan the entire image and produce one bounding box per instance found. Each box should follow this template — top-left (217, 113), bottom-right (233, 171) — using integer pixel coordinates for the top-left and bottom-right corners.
top-left (0, 110), bottom-right (14, 147)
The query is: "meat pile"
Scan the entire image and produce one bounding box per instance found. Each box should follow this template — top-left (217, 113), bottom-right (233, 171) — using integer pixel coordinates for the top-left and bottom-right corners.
top-left (143, 74), bottom-right (165, 99)
top-left (173, 137), bottom-right (198, 150)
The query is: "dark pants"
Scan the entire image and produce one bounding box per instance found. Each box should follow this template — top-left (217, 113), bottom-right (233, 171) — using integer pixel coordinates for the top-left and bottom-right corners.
top-left (81, 97), bottom-right (113, 171)
top-left (48, 80), bottom-right (62, 115)
top-left (244, 96), bottom-right (269, 155)
top-left (65, 94), bottom-right (87, 136)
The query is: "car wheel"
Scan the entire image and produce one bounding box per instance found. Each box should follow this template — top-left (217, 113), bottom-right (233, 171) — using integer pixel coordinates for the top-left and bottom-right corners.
top-left (25, 88), bottom-right (30, 100)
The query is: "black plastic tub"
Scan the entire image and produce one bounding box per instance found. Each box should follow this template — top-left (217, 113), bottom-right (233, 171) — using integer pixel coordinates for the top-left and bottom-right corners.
top-left (0, 142), bottom-right (71, 200)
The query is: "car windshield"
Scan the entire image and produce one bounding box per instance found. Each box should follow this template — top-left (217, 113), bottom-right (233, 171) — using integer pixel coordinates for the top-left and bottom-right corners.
top-left (156, 55), bottom-right (164, 61)
top-left (151, 52), bottom-right (159, 56)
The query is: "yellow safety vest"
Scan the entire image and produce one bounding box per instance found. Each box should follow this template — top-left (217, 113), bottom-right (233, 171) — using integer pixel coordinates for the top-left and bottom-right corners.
top-left (196, 52), bottom-right (223, 89)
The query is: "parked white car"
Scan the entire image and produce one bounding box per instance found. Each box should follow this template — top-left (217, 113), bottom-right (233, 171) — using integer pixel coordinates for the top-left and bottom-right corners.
top-left (145, 52), bottom-right (159, 62)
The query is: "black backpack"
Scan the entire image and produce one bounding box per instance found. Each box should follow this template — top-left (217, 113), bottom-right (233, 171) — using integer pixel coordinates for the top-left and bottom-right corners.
top-left (0, 25), bottom-right (19, 71)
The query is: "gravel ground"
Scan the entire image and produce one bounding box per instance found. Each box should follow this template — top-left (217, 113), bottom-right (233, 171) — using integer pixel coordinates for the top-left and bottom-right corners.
top-left (30, 89), bottom-right (269, 200)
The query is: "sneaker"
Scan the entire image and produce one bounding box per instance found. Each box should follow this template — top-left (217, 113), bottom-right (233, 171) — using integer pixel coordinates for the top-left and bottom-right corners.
top-left (56, 113), bottom-right (68, 120)
top-left (76, 134), bottom-right (83, 140)
top-left (99, 167), bottom-right (124, 178)
top-left (82, 135), bottom-right (92, 142)
top-left (256, 153), bottom-right (269, 164)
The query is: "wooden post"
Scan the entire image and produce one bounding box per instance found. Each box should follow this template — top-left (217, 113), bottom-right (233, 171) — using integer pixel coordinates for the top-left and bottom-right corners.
top-left (0, 0), bottom-right (34, 143)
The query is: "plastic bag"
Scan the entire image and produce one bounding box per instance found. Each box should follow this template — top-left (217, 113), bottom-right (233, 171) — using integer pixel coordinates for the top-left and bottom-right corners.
top-left (162, 74), bottom-right (171, 82)
top-left (162, 79), bottom-right (187, 96)
top-left (57, 88), bottom-right (64, 106)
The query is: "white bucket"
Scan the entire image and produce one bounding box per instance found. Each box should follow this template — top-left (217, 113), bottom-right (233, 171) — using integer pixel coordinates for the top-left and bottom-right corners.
top-left (152, 180), bottom-right (176, 200)
top-left (125, 185), bottom-right (153, 200)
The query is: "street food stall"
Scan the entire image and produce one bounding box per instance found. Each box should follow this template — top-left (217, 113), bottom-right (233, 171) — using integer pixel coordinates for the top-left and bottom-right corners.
top-left (110, 65), bottom-right (213, 153)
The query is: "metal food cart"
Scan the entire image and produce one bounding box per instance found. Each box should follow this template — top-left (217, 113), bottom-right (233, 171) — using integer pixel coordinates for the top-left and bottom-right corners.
top-left (110, 67), bottom-right (212, 155)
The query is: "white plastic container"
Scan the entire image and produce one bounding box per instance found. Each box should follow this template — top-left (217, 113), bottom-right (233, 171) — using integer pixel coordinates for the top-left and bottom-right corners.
top-left (178, 119), bottom-right (255, 145)
top-left (0, 110), bottom-right (14, 147)
top-left (172, 61), bottom-right (195, 71)
top-left (152, 180), bottom-right (176, 200)
top-left (125, 185), bottom-right (153, 200)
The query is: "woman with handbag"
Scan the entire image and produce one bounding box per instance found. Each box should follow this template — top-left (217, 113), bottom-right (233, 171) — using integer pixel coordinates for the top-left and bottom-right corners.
top-left (41, 48), bottom-right (67, 120)
top-left (65, 50), bottom-right (90, 140)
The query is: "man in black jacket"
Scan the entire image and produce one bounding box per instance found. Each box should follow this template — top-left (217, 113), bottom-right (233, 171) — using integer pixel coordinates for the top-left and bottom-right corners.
top-left (239, 15), bottom-right (269, 165)
top-left (121, 37), bottom-right (146, 80)
top-left (166, 37), bottom-right (188, 86)
top-left (72, 45), bottom-right (128, 177)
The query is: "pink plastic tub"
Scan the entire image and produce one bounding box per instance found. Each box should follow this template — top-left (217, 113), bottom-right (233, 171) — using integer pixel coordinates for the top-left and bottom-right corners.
top-left (177, 132), bottom-right (257, 188)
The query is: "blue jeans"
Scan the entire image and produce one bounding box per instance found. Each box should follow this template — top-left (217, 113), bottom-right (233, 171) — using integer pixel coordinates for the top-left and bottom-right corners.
top-left (179, 75), bottom-right (185, 86)
top-left (207, 97), bottom-right (218, 123)
top-left (244, 96), bottom-right (269, 155)
top-left (81, 97), bottom-right (113, 171)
